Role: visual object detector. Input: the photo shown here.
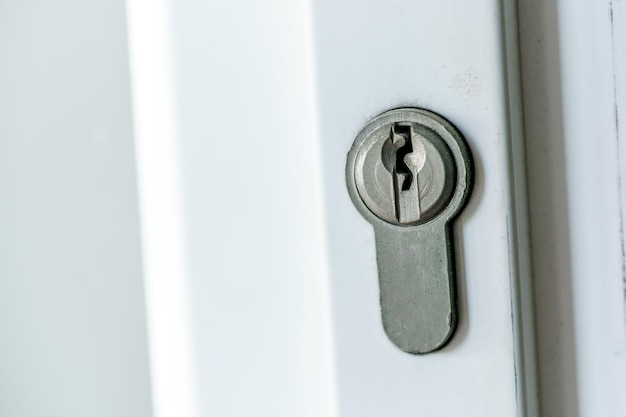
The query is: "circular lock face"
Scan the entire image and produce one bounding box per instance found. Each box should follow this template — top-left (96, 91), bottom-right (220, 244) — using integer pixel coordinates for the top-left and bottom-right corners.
top-left (347, 108), bottom-right (472, 227)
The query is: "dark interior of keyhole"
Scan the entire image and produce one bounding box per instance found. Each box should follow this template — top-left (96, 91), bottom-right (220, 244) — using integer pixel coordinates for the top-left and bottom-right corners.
top-left (393, 124), bottom-right (414, 191)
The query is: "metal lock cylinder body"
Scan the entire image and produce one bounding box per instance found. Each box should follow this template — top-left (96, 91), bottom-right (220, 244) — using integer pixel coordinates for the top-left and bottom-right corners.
top-left (346, 108), bottom-right (473, 354)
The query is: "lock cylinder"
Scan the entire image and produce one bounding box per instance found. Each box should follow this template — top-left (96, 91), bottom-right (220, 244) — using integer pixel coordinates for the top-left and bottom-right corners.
top-left (346, 108), bottom-right (473, 354)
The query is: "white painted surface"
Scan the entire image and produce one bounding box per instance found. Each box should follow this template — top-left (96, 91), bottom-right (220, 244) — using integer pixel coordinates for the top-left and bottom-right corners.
top-left (520, 1), bottom-right (626, 416)
top-left (4, 0), bottom-right (626, 415)
top-left (0, 0), bottom-right (549, 415)
top-left (128, 0), bottom-right (535, 416)
top-left (557, 1), bottom-right (626, 416)
top-left (126, 1), bottom-right (199, 416)
top-left (518, 1), bottom-right (579, 415)
top-left (127, 0), bottom-right (338, 416)
top-left (0, 0), bottom-right (152, 416)
top-left (312, 1), bottom-right (534, 416)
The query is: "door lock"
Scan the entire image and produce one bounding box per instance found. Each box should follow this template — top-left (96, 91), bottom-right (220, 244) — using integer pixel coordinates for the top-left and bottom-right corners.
top-left (346, 108), bottom-right (473, 354)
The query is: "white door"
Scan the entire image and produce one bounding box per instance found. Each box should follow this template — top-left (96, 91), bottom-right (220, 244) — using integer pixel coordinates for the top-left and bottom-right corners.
top-left (1, 0), bottom-right (625, 416)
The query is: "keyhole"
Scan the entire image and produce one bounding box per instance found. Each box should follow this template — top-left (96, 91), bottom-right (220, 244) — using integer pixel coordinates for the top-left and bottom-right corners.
top-left (393, 124), bottom-right (414, 191)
